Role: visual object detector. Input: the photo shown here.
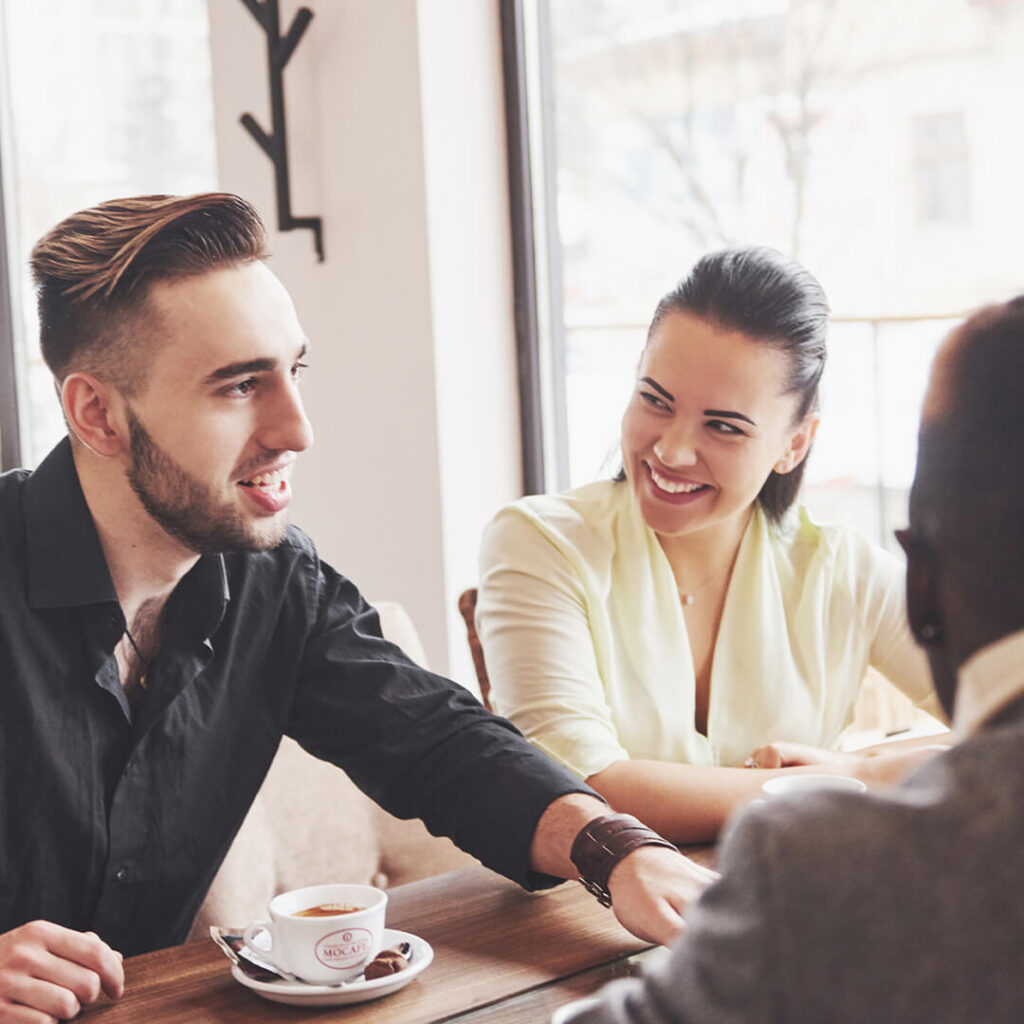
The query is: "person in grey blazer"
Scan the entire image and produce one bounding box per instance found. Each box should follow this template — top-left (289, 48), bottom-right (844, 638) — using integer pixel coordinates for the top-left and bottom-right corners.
top-left (565, 295), bottom-right (1024, 1024)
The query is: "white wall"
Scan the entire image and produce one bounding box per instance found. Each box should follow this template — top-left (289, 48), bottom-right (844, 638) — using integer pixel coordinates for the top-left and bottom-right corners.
top-left (206, 0), bottom-right (521, 688)
top-left (416, 0), bottom-right (524, 690)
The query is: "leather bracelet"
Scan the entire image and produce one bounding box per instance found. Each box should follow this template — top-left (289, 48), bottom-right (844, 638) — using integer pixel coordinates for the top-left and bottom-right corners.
top-left (570, 813), bottom-right (678, 908)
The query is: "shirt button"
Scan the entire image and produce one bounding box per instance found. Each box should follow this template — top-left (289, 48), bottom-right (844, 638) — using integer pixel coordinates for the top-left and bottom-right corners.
top-left (114, 866), bottom-right (131, 883)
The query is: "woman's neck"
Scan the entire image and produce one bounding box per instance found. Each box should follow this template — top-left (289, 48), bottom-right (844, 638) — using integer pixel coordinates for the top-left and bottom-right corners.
top-left (656, 504), bottom-right (755, 603)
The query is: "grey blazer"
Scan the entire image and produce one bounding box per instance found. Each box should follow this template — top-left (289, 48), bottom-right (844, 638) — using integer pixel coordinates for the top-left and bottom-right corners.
top-left (574, 695), bottom-right (1024, 1023)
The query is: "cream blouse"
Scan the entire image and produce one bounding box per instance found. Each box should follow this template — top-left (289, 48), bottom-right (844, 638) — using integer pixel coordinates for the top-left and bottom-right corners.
top-left (477, 480), bottom-right (941, 779)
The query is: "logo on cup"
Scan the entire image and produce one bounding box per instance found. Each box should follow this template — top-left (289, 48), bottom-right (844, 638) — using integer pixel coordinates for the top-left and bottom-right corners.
top-left (315, 928), bottom-right (373, 970)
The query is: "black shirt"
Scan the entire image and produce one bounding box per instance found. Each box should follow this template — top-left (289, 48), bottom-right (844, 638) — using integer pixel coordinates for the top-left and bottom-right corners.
top-left (0, 440), bottom-right (591, 955)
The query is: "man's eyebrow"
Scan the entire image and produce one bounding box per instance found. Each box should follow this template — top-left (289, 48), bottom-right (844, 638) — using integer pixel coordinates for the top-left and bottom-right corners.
top-left (201, 343), bottom-right (309, 386)
top-left (704, 408), bottom-right (757, 426)
top-left (202, 358), bottom-right (276, 385)
top-left (640, 377), bottom-right (674, 402)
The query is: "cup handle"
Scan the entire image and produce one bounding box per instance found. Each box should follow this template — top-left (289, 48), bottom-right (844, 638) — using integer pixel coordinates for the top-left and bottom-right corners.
top-left (242, 920), bottom-right (276, 961)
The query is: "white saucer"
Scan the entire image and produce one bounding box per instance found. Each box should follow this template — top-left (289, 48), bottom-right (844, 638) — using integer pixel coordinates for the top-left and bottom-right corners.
top-left (231, 928), bottom-right (433, 1007)
top-left (550, 996), bottom-right (602, 1023)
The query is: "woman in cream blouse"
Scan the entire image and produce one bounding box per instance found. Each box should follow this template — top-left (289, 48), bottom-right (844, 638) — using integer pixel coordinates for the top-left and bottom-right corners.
top-left (477, 247), bottom-right (945, 843)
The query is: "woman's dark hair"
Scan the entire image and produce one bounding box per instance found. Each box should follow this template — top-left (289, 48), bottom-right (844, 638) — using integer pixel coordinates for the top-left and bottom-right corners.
top-left (631, 245), bottom-right (828, 523)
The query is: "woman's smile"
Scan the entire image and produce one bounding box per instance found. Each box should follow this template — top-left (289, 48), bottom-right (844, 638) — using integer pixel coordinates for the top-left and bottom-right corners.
top-left (645, 462), bottom-right (713, 502)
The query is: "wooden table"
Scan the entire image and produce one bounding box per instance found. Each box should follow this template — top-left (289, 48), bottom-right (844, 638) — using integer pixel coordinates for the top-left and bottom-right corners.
top-left (84, 850), bottom-right (714, 1023)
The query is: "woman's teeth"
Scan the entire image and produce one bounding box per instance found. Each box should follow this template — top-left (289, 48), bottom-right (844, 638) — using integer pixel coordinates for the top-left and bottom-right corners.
top-left (650, 467), bottom-right (705, 494)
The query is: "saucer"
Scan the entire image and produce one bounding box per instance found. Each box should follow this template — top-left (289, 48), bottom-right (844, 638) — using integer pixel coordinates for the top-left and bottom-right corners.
top-left (550, 996), bottom-right (602, 1022)
top-left (231, 928), bottom-right (432, 1007)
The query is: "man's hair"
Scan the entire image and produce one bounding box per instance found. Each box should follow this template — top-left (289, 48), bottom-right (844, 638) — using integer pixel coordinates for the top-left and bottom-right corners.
top-left (31, 192), bottom-right (270, 394)
top-left (911, 296), bottom-right (1024, 620)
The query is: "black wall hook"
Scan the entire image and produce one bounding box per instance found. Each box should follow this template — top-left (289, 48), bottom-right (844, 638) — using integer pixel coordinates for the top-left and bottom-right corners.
top-left (239, 0), bottom-right (324, 261)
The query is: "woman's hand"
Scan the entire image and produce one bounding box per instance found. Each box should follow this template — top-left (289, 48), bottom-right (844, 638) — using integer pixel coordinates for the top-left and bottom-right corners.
top-left (745, 741), bottom-right (857, 770)
top-left (745, 739), bottom-right (950, 787)
top-left (854, 744), bottom-right (951, 786)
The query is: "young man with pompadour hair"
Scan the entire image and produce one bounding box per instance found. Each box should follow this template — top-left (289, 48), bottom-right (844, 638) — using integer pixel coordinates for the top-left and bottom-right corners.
top-left (0, 193), bottom-right (713, 1022)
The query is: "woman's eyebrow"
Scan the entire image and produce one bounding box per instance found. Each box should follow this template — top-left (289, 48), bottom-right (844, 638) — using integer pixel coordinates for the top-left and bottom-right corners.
top-left (640, 376), bottom-right (674, 402)
top-left (704, 408), bottom-right (757, 426)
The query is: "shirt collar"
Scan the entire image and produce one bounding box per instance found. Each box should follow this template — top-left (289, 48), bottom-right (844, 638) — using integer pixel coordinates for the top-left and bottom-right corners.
top-left (953, 629), bottom-right (1024, 739)
top-left (23, 438), bottom-right (231, 624)
top-left (24, 438), bottom-right (119, 609)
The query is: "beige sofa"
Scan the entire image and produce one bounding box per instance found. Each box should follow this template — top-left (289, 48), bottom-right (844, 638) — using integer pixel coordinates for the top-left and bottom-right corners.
top-left (189, 601), bottom-right (476, 937)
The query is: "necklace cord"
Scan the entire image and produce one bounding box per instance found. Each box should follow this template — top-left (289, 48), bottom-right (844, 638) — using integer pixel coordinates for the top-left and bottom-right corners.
top-left (122, 626), bottom-right (151, 670)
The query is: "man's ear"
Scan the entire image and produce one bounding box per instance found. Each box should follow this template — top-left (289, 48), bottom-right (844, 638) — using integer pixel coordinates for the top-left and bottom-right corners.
top-left (895, 529), bottom-right (943, 645)
top-left (896, 527), bottom-right (955, 718)
top-left (774, 412), bottom-right (820, 475)
top-left (62, 372), bottom-right (130, 457)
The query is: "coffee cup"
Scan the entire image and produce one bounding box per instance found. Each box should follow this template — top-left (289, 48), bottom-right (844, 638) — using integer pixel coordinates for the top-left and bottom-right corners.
top-left (761, 774), bottom-right (868, 799)
top-left (242, 883), bottom-right (387, 985)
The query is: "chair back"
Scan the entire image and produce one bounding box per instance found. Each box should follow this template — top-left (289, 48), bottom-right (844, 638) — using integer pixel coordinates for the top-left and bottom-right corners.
top-left (457, 587), bottom-right (492, 711)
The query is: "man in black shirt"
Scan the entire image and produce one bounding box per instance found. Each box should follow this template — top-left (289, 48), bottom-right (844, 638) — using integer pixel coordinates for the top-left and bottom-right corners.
top-left (0, 193), bottom-right (714, 1021)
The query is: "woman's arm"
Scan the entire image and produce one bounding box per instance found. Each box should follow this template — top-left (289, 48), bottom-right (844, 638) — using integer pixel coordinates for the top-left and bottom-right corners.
top-left (476, 507), bottom-right (632, 778)
top-left (590, 735), bottom-right (954, 845)
top-left (588, 758), bottom-right (874, 846)
top-left (745, 736), bottom-right (950, 791)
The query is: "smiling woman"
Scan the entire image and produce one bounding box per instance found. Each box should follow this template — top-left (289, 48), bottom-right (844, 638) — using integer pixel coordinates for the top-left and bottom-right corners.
top-left (476, 246), bottom-right (946, 844)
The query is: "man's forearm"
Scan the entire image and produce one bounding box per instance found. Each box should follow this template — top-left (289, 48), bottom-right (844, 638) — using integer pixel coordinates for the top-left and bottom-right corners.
top-left (528, 793), bottom-right (719, 946)
top-left (528, 792), bottom-right (611, 878)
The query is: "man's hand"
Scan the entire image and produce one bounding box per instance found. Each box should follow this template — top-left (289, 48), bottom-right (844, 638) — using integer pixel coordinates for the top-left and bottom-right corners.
top-left (606, 846), bottom-right (718, 946)
top-left (0, 922), bottom-right (123, 1023)
top-left (529, 794), bottom-right (718, 945)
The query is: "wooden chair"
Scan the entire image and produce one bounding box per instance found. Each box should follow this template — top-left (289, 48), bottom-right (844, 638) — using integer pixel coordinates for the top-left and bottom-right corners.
top-left (457, 587), bottom-right (493, 711)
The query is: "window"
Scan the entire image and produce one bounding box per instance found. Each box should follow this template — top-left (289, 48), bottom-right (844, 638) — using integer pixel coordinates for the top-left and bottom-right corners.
top-left (512, 0), bottom-right (1024, 548)
top-left (913, 112), bottom-right (969, 225)
top-left (0, 0), bottom-right (217, 470)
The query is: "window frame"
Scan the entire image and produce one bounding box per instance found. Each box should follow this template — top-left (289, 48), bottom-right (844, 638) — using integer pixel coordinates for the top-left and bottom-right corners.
top-left (0, 140), bottom-right (21, 472)
top-left (500, 0), bottom-right (570, 496)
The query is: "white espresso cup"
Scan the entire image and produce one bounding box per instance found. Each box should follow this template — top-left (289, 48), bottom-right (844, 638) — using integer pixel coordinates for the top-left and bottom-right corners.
top-left (761, 774), bottom-right (868, 799)
top-left (242, 883), bottom-right (387, 985)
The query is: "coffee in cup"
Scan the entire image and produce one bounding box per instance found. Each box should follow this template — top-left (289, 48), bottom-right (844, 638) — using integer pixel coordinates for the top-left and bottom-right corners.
top-left (294, 903), bottom-right (364, 918)
top-left (242, 883), bottom-right (386, 984)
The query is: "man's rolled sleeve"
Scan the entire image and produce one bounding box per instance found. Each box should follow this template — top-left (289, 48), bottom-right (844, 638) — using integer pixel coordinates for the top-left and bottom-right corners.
top-left (287, 559), bottom-right (599, 889)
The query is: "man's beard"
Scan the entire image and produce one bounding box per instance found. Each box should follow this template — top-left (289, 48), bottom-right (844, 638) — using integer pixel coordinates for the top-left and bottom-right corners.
top-left (125, 407), bottom-right (287, 554)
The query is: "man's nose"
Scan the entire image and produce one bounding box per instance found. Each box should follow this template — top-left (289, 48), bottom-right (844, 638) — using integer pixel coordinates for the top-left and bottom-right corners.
top-left (263, 380), bottom-right (315, 453)
top-left (653, 419), bottom-right (698, 468)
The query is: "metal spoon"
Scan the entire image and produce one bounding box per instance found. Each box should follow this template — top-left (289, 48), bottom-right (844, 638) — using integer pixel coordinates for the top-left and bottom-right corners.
top-left (209, 926), bottom-right (305, 983)
top-left (211, 927), bottom-right (412, 986)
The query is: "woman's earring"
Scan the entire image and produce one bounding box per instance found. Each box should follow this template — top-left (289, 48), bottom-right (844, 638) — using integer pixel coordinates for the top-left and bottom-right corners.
top-left (919, 620), bottom-right (944, 645)
top-left (774, 460), bottom-right (789, 473)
